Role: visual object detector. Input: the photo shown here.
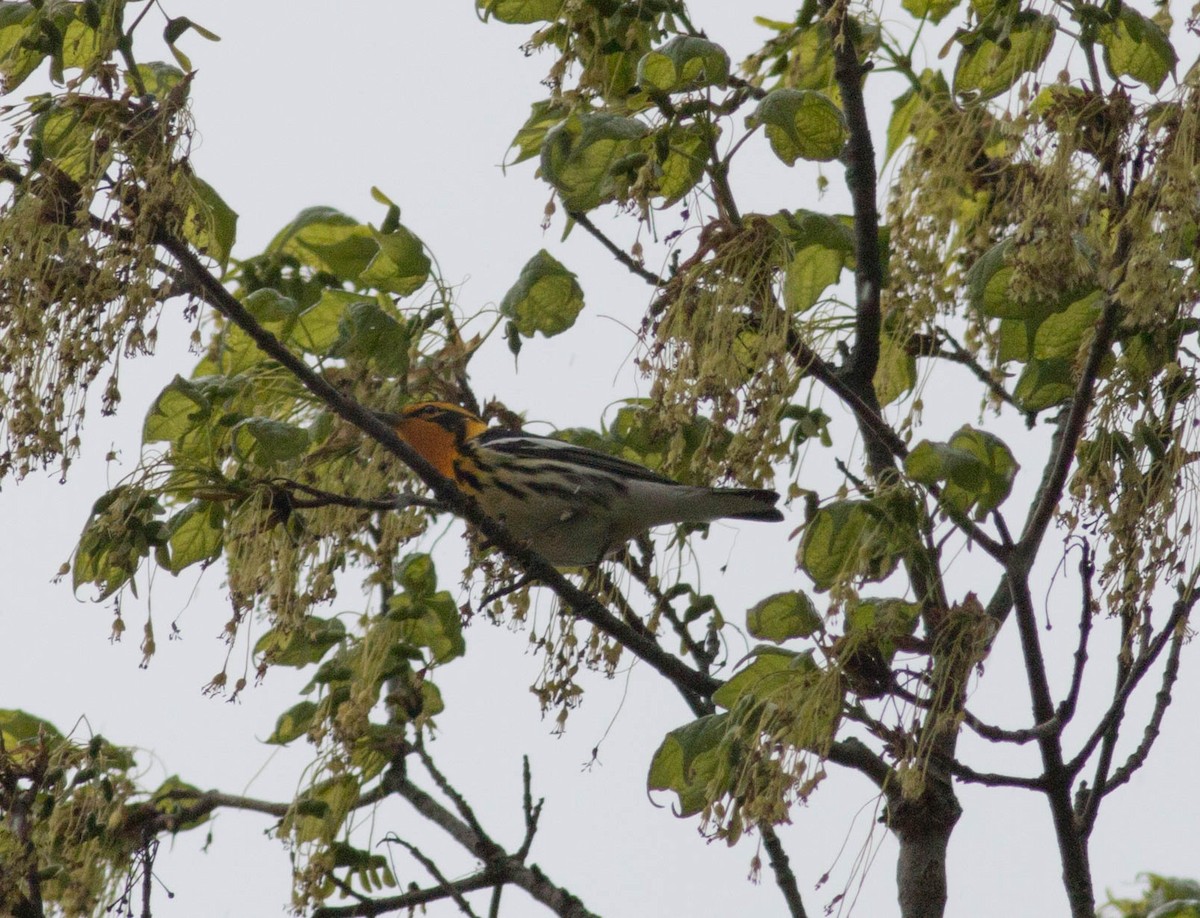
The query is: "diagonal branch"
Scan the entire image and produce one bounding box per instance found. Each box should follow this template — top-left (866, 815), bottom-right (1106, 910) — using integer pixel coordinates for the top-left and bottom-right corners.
top-left (1094, 619), bottom-right (1186, 802)
top-left (568, 210), bottom-right (663, 286)
top-left (157, 231), bottom-right (721, 710)
top-left (760, 825), bottom-right (809, 918)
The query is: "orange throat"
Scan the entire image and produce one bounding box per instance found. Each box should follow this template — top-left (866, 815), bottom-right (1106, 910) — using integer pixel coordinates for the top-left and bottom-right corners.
top-left (394, 416), bottom-right (462, 480)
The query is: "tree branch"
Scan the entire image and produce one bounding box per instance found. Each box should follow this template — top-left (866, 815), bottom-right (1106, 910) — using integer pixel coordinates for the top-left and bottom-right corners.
top-left (1008, 575), bottom-right (1093, 917)
top-left (567, 210), bottom-right (662, 286)
top-left (1094, 619), bottom-right (1185, 803)
top-left (760, 824), bottom-right (809, 918)
top-left (157, 231), bottom-right (721, 710)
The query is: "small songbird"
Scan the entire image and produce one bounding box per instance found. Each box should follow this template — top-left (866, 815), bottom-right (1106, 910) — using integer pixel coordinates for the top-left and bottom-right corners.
top-left (378, 401), bottom-right (784, 567)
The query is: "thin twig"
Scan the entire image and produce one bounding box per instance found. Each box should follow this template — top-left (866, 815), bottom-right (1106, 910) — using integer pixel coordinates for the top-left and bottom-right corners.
top-left (568, 211), bottom-right (662, 286)
top-left (1057, 541), bottom-right (1095, 726)
top-left (1094, 620), bottom-right (1186, 806)
top-left (383, 835), bottom-right (481, 917)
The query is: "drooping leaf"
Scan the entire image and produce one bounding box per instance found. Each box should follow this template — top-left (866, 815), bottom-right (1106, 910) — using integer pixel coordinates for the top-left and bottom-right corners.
top-left (902, 0), bottom-right (961, 25)
top-left (144, 375), bottom-right (212, 444)
top-left (647, 712), bottom-right (730, 817)
top-left (905, 426), bottom-right (1019, 517)
top-left (388, 591), bottom-right (465, 665)
top-left (653, 122), bottom-right (710, 205)
top-left (1013, 357), bottom-right (1075, 411)
top-left (159, 501), bottom-right (224, 573)
top-left (953, 12), bottom-right (1055, 100)
top-left (746, 592), bottom-right (822, 643)
top-left (540, 113), bottom-right (650, 211)
top-left (329, 300), bottom-right (410, 376)
top-left (799, 499), bottom-right (905, 591)
top-left (231, 418), bottom-right (310, 465)
top-left (1098, 6), bottom-right (1177, 92)
top-left (267, 701), bottom-right (319, 745)
top-left (499, 250), bottom-right (585, 338)
top-left (255, 616), bottom-right (347, 668)
top-left (180, 174), bottom-right (238, 270)
top-left (476, 0), bottom-right (563, 24)
top-left (506, 99), bottom-right (568, 167)
top-left (359, 224), bottom-right (431, 296)
top-left (637, 36), bottom-right (730, 93)
top-left (267, 207), bottom-right (378, 281)
top-left (750, 88), bottom-right (847, 164)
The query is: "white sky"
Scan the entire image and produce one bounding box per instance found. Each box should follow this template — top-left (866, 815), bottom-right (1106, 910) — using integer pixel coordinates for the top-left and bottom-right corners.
top-left (2, 2), bottom-right (1198, 917)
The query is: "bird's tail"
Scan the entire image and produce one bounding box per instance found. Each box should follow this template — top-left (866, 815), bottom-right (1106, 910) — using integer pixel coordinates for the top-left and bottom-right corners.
top-left (705, 487), bottom-right (784, 522)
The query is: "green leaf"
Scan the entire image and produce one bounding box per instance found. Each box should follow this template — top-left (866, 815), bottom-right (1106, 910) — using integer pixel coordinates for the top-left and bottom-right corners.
top-left (901, 0), bottom-right (961, 24)
top-left (1013, 357), bottom-right (1074, 411)
top-left (799, 499), bottom-right (903, 591)
top-left (231, 418), bottom-right (310, 465)
top-left (746, 592), bottom-right (822, 643)
top-left (1029, 290), bottom-right (1103, 361)
top-left (267, 207), bottom-right (378, 281)
top-left (294, 289), bottom-right (372, 354)
top-left (844, 598), bottom-right (921, 657)
top-left (953, 12), bottom-right (1055, 101)
top-left (180, 174), bottom-right (238, 270)
top-left (255, 616), bottom-right (347, 667)
top-left (770, 209), bottom-right (855, 312)
top-left (0, 709), bottom-right (64, 748)
top-left (31, 104), bottom-right (99, 182)
top-left (132, 61), bottom-right (186, 97)
top-left (647, 713), bottom-right (730, 817)
top-left (653, 123), bottom-right (710, 206)
top-left (499, 250), bottom-right (585, 338)
top-left (73, 487), bottom-right (165, 600)
top-left (749, 89), bottom-right (847, 164)
top-left (636, 36), bottom-right (730, 93)
top-left (1098, 6), bottom-right (1176, 92)
top-left (476, 0), bottom-right (563, 24)
top-left (0, 4), bottom-right (44, 93)
top-left (144, 375), bottom-right (211, 443)
top-left (330, 300), bottom-right (410, 376)
top-left (289, 775), bottom-right (360, 844)
top-left (359, 224), bottom-right (431, 296)
top-left (388, 591), bottom-right (465, 664)
top-left (268, 701), bottom-right (319, 745)
top-left (243, 287), bottom-right (299, 329)
top-left (905, 426), bottom-right (1019, 517)
top-left (151, 776), bottom-right (210, 830)
top-left (712, 647), bottom-right (817, 709)
top-left (396, 553), bottom-right (437, 596)
top-left (506, 99), bottom-right (568, 167)
top-left (540, 113), bottom-right (649, 211)
top-left (160, 501), bottom-right (224, 573)
top-left (873, 330), bottom-right (917, 406)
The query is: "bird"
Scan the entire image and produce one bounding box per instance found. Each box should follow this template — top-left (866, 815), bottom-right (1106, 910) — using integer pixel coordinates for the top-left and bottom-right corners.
top-left (377, 400), bottom-right (784, 567)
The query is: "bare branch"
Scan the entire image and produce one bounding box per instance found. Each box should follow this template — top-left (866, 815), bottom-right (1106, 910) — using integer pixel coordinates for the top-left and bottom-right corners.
top-left (1007, 574), bottom-right (1093, 917)
top-left (1067, 583), bottom-right (1198, 780)
top-left (312, 871), bottom-right (501, 918)
top-left (1094, 620), bottom-right (1185, 802)
top-left (961, 710), bottom-right (1060, 746)
top-left (567, 210), bottom-right (662, 286)
top-left (1057, 541), bottom-right (1095, 727)
top-left (939, 756), bottom-right (1045, 790)
top-left (826, 737), bottom-right (891, 790)
top-left (383, 835), bottom-right (481, 918)
top-left (760, 824), bottom-right (809, 918)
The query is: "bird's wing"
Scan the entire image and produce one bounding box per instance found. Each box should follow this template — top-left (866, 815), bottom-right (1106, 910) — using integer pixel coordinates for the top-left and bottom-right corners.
top-left (476, 429), bottom-right (680, 486)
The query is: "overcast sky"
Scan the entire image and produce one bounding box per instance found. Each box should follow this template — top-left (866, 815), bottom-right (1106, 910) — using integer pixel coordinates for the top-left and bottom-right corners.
top-left (2, 2), bottom-right (1198, 917)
